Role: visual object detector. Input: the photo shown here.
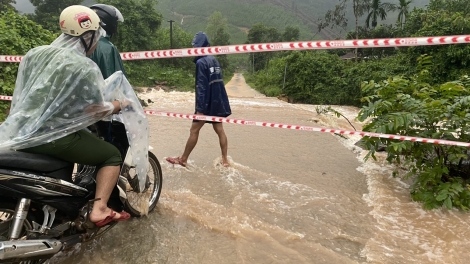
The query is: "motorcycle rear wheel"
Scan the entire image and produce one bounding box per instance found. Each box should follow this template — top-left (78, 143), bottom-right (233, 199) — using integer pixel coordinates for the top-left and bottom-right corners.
top-left (123, 151), bottom-right (162, 217)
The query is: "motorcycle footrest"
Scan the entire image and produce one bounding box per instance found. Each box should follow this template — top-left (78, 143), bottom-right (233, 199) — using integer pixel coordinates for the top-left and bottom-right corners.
top-left (60, 234), bottom-right (83, 249)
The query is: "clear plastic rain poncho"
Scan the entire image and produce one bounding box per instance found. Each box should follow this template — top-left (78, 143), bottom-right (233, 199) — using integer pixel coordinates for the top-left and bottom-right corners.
top-left (0, 29), bottom-right (149, 192)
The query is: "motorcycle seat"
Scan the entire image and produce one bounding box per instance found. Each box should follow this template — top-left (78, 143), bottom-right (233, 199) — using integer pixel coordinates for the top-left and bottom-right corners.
top-left (0, 150), bottom-right (74, 181)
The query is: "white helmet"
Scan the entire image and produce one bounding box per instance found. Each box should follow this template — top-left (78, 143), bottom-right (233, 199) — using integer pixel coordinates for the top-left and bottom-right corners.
top-left (59, 5), bottom-right (101, 37)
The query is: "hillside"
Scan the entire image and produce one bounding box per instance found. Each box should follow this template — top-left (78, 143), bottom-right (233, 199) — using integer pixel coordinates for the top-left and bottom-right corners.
top-left (156, 0), bottom-right (430, 43)
top-left (12, 0), bottom-right (431, 44)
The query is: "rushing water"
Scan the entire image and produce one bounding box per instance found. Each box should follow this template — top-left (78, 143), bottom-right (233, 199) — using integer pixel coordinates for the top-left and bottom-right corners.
top-left (49, 73), bottom-right (470, 264)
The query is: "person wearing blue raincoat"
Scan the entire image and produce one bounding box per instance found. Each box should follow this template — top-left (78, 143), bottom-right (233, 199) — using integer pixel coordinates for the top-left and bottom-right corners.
top-left (166, 31), bottom-right (232, 168)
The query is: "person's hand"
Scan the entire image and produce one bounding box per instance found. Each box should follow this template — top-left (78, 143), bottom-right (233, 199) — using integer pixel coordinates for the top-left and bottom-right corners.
top-left (86, 104), bottom-right (111, 118)
top-left (111, 99), bottom-right (133, 114)
top-left (121, 99), bottom-right (132, 109)
top-left (111, 100), bottom-right (121, 114)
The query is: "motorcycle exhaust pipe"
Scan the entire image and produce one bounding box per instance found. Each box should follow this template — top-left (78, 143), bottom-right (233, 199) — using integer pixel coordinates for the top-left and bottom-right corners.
top-left (0, 239), bottom-right (62, 261)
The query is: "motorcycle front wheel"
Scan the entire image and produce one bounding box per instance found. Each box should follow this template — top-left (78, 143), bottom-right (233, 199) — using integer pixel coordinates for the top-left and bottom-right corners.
top-left (123, 151), bottom-right (162, 217)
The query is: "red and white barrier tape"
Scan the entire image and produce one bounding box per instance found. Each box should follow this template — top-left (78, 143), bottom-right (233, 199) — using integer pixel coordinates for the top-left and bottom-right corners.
top-left (143, 110), bottom-right (470, 148)
top-left (0, 93), bottom-right (469, 148)
top-left (1, 35), bottom-right (469, 62)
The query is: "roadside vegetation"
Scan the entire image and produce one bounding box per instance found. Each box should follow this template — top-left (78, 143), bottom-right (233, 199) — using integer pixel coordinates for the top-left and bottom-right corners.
top-left (2, 0), bottom-right (470, 210)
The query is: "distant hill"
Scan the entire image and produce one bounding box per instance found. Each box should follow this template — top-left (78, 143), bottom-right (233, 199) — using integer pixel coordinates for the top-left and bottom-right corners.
top-left (156, 0), bottom-right (430, 43)
top-left (12, 0), bottom-right (431, 43)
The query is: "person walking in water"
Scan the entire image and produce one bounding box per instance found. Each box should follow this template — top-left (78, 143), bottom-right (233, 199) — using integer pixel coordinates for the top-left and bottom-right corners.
top-left (166, 31), bottom-right (231, 168)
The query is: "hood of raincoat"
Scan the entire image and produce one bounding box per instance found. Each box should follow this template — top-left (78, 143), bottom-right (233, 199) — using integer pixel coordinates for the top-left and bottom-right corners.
top-left (0, 31), bottom-right (150, 192)
top-left (192, 31), bottom-right (210, 63)
top-left (191, 31), bottom-right (210, 48)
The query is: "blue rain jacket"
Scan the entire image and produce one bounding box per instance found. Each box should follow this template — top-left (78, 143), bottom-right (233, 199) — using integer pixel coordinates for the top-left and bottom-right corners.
top-left (192, 32), bottom-right (231, 117)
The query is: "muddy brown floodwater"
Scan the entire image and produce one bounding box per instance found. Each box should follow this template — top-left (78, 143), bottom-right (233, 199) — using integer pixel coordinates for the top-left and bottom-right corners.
top-left (50, 73), bottom-right (470, 264)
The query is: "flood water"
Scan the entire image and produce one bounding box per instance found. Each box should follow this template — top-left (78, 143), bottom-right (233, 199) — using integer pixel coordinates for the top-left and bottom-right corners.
top-left (49, 73), bottom-right (470, 264)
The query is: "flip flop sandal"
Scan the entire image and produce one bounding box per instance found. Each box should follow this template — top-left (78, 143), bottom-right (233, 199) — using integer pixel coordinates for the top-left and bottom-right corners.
top-left (94, 210), bottom-right (131, 227)
top-left (166, 157), bottom-right (187, 167)
top-left (94, 211), bottom-right (117, 227)
top-left (115, 211), bottom-right (131, 222)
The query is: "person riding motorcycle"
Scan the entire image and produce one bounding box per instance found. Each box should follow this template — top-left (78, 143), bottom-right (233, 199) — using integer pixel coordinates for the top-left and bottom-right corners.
top-left (89, 3), bottom-right (127, 79)
top-left (0, 5), bottom-right (149, 226)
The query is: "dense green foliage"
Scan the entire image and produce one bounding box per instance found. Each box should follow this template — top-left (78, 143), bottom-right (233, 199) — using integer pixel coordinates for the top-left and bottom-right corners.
top-left (0, 9), bottom-right (56, 120)
top-left (28, 0), bottom-right (82, 31)
top-left (358, 57), bottom-right (470, 210)
top-left (400, 0), bottom-right (470, 83)
top-left (249, 51), bottom-right (412, 105)
top-left (0, 0), bottom-right (16, 12)
top-left (244, 22), bottom-right (300, 76)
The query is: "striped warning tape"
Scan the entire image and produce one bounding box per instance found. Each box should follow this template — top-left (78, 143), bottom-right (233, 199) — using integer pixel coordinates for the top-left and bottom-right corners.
top-left (144, 111), bottom-right (470, 148)
top-left (1, 35), bottom-right (469, 62)
top-left (1, 96), bottom-right (469, 148)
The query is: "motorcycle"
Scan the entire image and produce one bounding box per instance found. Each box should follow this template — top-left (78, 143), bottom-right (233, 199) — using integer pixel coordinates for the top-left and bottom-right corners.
top-left (0, 119), bottom-right (162, 264)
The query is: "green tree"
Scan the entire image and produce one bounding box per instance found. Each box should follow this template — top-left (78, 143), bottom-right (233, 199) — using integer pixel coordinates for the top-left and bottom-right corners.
top-left (205, 11), bottom-right (230, 46)
top-left (153, 24), bottom-right (193, 70)
top-left (365, 0), bottom-right (395, 29)
top-left (320, 0), bottom-right (370, 59)
top-left (346, 24), bottom-right (398, 57)
top-left (0, 0), bottom-right (16, 12)
top-left (205, 11), bottom-right (231, 71)
top-left (29, 0), bottom-right (81, 32)
top-left (396, 0), bottom-right (413, 29)
top-left (96, 0), bottom-right (162, 52)
top-left (93, 0), bottom-right (162, 86)
top-left (401, 0), bottom-right (470, 83)
top-left (282, 26), bottom-right (300, 42)
top-left (0, 9), bottom-right (56, 121)
top-left (246, 23), bottom-right (281, 72)
top-left (321, 0), bottom-right (370, 37)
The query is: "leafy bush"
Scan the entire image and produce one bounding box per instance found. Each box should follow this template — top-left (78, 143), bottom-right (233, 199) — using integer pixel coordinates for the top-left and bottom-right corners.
top-left (358, 55), bottom-right (470, 210)
top-left (0, 10), bottom-right (56, 121)
top-left (342, 54), bottom-right (414, 98)
top-left (250, 51), bottom-right (414, 106)
top-left (254, 51), bottom-right (355, 105)
top-left (399, 0), bottom-right (470, 84)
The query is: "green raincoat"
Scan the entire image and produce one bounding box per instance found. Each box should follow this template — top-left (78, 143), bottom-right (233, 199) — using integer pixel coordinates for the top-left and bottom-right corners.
top-left (89, 37), bottom-right (127, 79)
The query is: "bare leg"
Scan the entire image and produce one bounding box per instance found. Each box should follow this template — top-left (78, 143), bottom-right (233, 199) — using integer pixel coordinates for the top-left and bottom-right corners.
top-left (212, 123), bottom-right (229, 167)
top-left (89, 165), bottom-right (123, 222)
top-left (180, 121), bottom-right (206, 165)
